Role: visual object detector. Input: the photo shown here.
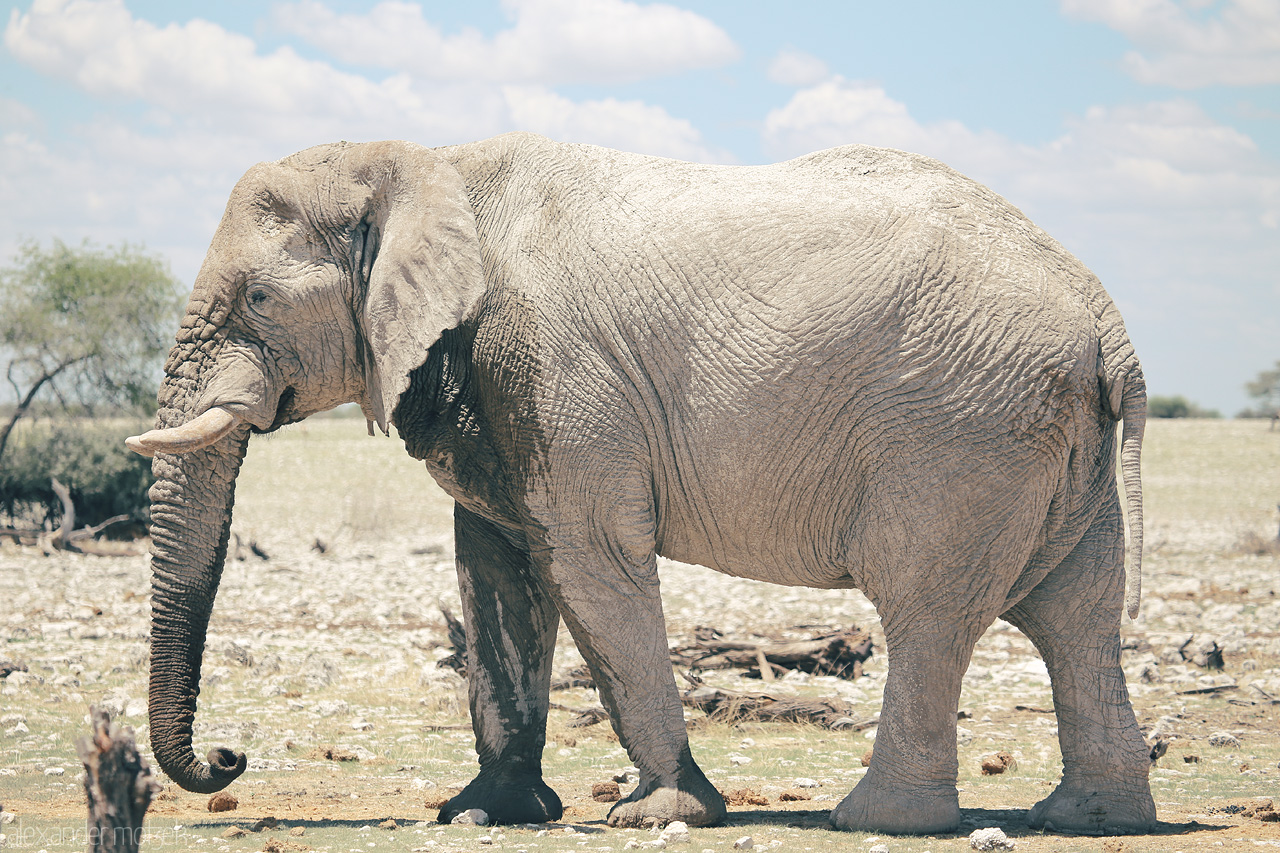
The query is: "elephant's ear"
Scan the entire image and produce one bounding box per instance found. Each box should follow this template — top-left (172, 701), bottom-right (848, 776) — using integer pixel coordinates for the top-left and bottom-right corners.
top-left (350, 143), bottom-right (486, 433)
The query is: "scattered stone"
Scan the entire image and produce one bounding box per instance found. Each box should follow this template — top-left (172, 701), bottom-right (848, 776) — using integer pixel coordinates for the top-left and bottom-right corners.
top-left (451, 808), bottom-right (488, 826)
top-left (870, 845), bottom-right (889, 853)
top-left (659, 821), bottom-right (690, 844)
top-left (778, 789), bottom-right (811, 802)
top-left (222, 827), bottom-right (247, 838)
top-left (1180, 635), bottom-right (1225, 669)
top-left (0, 661), bottom-right (28, 679)
top-left (980, 752), bottom-right (1017, 775)
top-left (1208, 732), bottom-right (1242, 748)
top-left (592, 781), bottom-right (622, 802)
top-left (613, 767), bottom-right (638, 784)
top-left (969, 827), bottom-right (1015, 850)
top-left (289, 826), bottom-right (306, 837)
top-left (208, 792), bottom-right (238, 812)
top-left (43, 767), bottom-right (65, 776)
top-left (379, 819), bottom-right (398, 830)
top-left (733, 837), bottom-right (754, 850)
top-left (721, 788), bottom-right (769, 806)
top-left (794, 777), bottom-right (819, 788)
top-left (350, 717), bottom-right (374, 731)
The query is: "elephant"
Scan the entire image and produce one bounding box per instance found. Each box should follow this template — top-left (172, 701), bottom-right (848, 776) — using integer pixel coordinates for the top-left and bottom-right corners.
top-left (126, 132), bottom-right (1155, 836)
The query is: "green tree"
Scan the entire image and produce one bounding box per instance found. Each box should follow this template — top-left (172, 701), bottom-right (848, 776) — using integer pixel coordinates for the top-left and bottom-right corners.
top-left (1244, 360), bottom-right (1280, 416)
top-left (1147, 395), bottom-right (1220, 419)
top-left (0, 240), bottom-right (184, 462)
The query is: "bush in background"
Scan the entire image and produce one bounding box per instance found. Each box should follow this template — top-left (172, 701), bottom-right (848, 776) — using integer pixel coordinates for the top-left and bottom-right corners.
top-left (1148, 395), bottom-right (1221, 419)
top-left (0, 420), bottom-right (152, 534)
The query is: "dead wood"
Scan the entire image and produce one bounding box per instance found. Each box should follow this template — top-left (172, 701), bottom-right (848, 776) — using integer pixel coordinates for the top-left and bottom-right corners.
top-left (78, 707), bottom-right (161, 853)
top-left (669, 625), bottom-right (873, 680)
top-left (436, 605), bottom-right (467, 676)
top-left (678, 673), bottom-right (873, 729)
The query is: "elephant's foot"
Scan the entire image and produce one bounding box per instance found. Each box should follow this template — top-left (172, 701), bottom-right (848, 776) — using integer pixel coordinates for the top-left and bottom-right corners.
top-left (1027, 780), bottom-right (1155, 836)
top-left (606, 762), bottom-right (726, 828)
top-left (438, 772), bottom-right (563, 826)
top-left (829, 777), bottom-right (960, 835)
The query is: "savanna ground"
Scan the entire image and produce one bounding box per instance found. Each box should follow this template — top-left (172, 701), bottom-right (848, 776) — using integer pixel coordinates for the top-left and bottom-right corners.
top-left (2, 418), bottom-right (1278, 853)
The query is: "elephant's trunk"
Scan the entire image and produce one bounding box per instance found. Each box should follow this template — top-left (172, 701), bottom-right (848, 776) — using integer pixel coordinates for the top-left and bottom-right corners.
top-left (144, 323), bottom-right (253, 791)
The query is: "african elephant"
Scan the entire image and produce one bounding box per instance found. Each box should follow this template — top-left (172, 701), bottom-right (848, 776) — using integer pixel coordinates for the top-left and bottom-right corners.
top-left (127, 132), bottom-right (1155, 835)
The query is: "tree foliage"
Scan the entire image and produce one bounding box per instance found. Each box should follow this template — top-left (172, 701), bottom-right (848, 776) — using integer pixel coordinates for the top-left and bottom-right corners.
top-left (1244, 360), bottom-right (1280, 416)
top-left (0, 240), bottom-right (184, 461)
top-left (1147, 395), bottom-right (1220, 419)
top-left (0, 420), bottom-right (153, 530)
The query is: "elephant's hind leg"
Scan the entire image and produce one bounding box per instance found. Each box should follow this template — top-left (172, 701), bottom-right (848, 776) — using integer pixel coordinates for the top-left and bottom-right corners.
top-left (439, 506), bottom-right (563, 826)
top-left (830, 603), bottom-right (991, 834)
top-left (1002, 497), bottom-right (1156, 835)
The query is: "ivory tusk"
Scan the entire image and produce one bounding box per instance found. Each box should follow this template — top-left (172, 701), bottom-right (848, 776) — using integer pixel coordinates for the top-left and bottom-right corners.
top-left (125, 407), bottom-right (242, 457)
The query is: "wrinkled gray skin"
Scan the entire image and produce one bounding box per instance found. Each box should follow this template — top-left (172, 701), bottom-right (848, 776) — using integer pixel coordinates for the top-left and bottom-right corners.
top-left (133, 133), bottom-right (1155, 835)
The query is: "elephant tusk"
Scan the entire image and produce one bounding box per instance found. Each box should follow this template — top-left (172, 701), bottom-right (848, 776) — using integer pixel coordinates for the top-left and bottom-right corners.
top-left (125, 407), bottom-right (242, 457)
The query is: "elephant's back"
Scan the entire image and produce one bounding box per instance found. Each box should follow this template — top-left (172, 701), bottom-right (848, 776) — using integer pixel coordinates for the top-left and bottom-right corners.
top-left (466, 134), bottom-right (1118, 588)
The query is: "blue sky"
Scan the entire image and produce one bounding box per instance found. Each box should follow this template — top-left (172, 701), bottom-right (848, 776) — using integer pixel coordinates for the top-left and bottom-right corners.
top-left (2, 0), bottom-right (1278, 414)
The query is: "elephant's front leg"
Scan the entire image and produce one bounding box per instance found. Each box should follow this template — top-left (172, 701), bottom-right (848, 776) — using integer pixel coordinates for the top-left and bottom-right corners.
top-left (438, 506), bottom-right (563, 826)
top-left (535, 534), bottom-right (726, 828)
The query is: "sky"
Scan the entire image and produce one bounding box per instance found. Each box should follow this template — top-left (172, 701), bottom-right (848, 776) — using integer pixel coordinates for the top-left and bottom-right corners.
top-left (1, 0), bottom-right (1278, 415)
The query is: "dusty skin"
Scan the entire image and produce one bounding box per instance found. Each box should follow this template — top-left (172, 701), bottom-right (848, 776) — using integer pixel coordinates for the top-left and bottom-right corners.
top-left (2, 418), bottom-right (1278, 853)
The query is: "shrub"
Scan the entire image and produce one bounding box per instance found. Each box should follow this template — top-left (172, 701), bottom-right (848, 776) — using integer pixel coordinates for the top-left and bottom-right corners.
top-left (0, 420), bottom-right (152, 534)
top-left (1148, 395), bottom-right (1220, 419)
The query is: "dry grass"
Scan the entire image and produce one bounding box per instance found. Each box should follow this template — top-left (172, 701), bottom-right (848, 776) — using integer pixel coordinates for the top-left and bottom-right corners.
top-left (1, 417), bottom-right (1278, 852)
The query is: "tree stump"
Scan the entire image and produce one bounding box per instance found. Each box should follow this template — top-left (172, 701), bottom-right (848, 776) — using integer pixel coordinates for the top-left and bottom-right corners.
top-left (77, 707), bottom-right (160, 853)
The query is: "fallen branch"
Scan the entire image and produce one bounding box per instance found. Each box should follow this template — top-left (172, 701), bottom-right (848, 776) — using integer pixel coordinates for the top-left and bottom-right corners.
top-left (679, 673), bottom-right (870, 729)
top-left (670, 625), bottom-right (873, 680)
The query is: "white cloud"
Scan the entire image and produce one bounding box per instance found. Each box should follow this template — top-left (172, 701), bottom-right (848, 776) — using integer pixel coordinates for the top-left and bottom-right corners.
top-left (761, 77), bottom-right (1008, 170)
top-left (0, 0), bottom-right (732, 291)
top-left (504, 87), bottom-right (730, 162)
top-left (272, 0), bottom-right (740, 85)
top-left (1062, 0), bottom-right (1280, 87)
top-left (766, 48), bottom-right (828, 87)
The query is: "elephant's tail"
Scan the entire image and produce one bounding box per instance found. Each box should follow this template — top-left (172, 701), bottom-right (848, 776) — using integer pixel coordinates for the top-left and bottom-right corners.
top-left (1098, 308), bottom-right (1147, 620)
top-left (1117, 371), bottom-right (1146, 620)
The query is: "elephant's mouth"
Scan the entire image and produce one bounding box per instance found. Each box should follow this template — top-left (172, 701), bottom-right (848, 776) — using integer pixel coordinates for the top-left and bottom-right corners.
top-left (260, 386), bottom-right (299, 433)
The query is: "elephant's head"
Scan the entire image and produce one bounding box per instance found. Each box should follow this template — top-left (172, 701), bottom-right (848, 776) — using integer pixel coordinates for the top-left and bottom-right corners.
top-left (128, 141), bottom-right (485, 792)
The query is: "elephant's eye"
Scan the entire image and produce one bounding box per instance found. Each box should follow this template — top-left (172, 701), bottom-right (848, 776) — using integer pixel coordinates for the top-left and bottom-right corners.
top-left (246, 285), bottom-right (271, 307)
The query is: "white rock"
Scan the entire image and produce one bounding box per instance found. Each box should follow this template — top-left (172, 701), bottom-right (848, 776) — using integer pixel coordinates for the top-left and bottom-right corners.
top-left (733, 836), bottom-right (754, 850)
top-left (968, 827), bottom-right (1015, 850)
top-left (794, 777), bottom-right (819, 788)
top-left (870, 845), bottom-right (889, 853)
top-left (43, 767), bottom-right (65, 776)
top-left (728, 753), bottom-right (752, 766)
top-left (1208, 731), bottom-right (1241, 748)
top-left (349, 717), bottom-right (374, 731)
top-left (450, 808), bottom-right (488, 826)
top-left (659, 821), bottom-right (689, 844)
